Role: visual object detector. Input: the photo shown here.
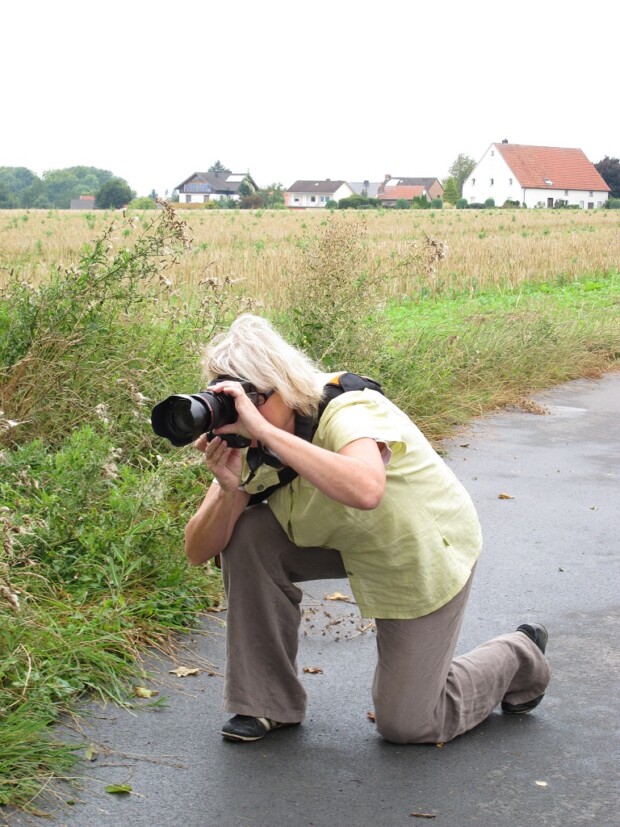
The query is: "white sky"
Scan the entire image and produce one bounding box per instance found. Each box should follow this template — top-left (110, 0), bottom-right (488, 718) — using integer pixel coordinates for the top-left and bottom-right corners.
top-left (2, 0), bottom-right (617, 197)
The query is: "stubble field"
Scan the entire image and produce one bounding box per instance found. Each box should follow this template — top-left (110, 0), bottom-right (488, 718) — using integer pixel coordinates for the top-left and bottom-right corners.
top-left (2, 206), bottom-right (619, 305)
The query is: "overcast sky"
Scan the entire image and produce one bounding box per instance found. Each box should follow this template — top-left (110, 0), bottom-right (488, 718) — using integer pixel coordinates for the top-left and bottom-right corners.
top-left (2, 0), bottom-right (617, 197)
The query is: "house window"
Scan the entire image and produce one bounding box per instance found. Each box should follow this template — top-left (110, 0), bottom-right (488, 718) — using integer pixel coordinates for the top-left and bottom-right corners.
top-left (471, 178), bottom-right (475, 186)
top-left (589, 191), bottom-right (593, 197)
top-left (294, 197), bottom-right (299, 203)
top-left (310, 196), bottom-right (316, 203)
top-left (490, 178), bottom-right (494, 186)
top-left (491, 150), bottom-right (495, 156)
top-left (579, 201), bottom-right (584, 208)
top-left (564, 190), bottom-right (569, 196)
top-left (509, 178), bottom-right (513, 185)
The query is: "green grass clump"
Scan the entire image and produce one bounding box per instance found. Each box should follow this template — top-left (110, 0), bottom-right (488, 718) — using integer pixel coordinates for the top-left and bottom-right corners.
top-left (376, 273), bottom-right (619, 440)
top-left (0, 205), bottom-right (249, 811)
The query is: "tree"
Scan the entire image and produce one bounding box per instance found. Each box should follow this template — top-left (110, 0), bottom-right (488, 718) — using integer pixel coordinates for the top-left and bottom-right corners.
top-left (0, 166), bottom-right (38, 201)
top-left (442, 177), bottom-right (458, 204)
top-left (95, 178), bottom-right (135, 209)
top-left (595, 156), bottom-right (620, 198)
top-left (237, 176), bottom-right (254, 197)
top-left (448, 153), bottom-right (476, 197)
top-left (259, 183), bottom-right (285, 208)
top-left (208, 160), bottom-right (231, 175)
top-left (0, 182), bottom-right (17, 208)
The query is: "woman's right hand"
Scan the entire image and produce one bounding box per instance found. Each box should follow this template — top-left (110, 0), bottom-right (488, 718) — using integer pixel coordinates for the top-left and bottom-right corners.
top-left (194, 434), bottom-right (243, 494)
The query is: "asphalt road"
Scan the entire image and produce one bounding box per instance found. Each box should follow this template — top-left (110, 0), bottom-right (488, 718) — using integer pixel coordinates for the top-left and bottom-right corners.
top-left (5, 372), bottom-right (619, 827)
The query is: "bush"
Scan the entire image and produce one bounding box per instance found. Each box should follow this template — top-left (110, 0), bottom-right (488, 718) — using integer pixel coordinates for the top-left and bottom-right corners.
top-left (484, 198), bottom-right (495, 208)
top-left (456, 198), bottom-right (468, 209)
top-left (276, 215), bottom-right (393, 370)
top-left (127, 196), bottom-right (158, 209)
top-left (338, 195), bottom-right (381, 209)
top-left (431, 198), bottom-right (443, 209)
top-left (411, 196), bottom-right (431, 210)
top-left (604, 198), bottom-right (620, 209)
top-left (396, 199), bottom-right (410, 209)
top-left (502, 199), bottom-right (520, 208)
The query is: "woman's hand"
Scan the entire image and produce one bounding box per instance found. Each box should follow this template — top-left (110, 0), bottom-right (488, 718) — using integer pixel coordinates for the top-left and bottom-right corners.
top-left (208, 380), bottom-right (271, 443)
top-left (194, 432), bottom-right (243, 493)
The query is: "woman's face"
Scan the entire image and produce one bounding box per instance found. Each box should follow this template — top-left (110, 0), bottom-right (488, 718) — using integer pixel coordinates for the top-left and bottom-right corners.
top-left (256, 390), bottom-right (295, 434)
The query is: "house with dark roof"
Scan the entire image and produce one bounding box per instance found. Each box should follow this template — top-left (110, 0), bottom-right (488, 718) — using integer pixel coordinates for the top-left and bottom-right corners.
top-left (284, 180), bottom-right (355, 208)
top-left (376, 176), bottom-right (444, 206)
top-left (175, 171), bottom-right (258, 204)
top-left (349, 180), bottom-right (382, 198)
top-left (463, 143), bottom-right (610, 208)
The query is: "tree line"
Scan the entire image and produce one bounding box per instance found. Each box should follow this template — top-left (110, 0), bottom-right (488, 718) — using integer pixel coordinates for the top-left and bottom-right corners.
top-left (0, 166), bottom-right (136, 209)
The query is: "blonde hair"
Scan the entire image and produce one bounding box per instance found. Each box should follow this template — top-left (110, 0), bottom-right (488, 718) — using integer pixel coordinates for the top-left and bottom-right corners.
top-left (201, 315), bottom-right (325, 416)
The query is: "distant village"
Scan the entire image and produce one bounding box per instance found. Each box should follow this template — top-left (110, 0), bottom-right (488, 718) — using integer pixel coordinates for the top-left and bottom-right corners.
top-left (1, 141), bottom-right (615, 212)
top-left (171, 143), bottom-right (611, 211)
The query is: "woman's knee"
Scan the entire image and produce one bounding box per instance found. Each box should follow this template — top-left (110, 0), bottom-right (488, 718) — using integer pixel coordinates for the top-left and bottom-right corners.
top-left (374, 701), bottom-right (436, 744)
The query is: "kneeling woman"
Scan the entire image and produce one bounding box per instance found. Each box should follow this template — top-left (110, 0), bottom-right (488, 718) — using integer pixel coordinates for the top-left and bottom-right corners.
top-left (184, 314), bottom-right (550, 743)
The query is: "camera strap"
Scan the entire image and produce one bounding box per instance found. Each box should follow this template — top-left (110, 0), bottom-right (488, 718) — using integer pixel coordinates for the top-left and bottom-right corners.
top-left (245, 373), bottom-right (384, 506)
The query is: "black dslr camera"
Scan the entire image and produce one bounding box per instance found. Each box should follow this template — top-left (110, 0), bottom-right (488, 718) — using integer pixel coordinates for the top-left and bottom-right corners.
top-left (151, 381), bottom-right (254, 448)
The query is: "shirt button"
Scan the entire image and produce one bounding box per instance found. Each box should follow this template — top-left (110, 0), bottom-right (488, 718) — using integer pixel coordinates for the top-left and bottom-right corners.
top-left (256, 485), bottom-right (264, 491)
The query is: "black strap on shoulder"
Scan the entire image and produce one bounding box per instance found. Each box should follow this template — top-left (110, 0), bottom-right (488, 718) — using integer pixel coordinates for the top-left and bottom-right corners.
top-left (246, 373), bottom-right (383, 506)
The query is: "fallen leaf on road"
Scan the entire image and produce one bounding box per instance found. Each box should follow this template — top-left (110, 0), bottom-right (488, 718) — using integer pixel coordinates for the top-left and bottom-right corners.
top-left (169, 666), bottom-right (200, 677)
top-left (134, 686), bottom-right (158, 699)
top-left (410, 812), bottom-right (437, 819)
top-left (105, 785), bottom-right (132, 794)
top-left (85, 744), bottom-right (98, 762)
top-left (367, 710), bottom-right (376, 722)
top-left (325, 592), bottom-right (351, 601)
top-left (303, 666), bottom-right (323, 674)
top-left (535, 780), bottom-right (548, 787)
top-left (498, 493), bottom-right (515, 499)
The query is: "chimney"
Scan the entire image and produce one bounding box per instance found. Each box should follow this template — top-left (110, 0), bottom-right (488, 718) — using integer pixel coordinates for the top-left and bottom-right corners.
top-left (384, 173), bottom-right (391, 181)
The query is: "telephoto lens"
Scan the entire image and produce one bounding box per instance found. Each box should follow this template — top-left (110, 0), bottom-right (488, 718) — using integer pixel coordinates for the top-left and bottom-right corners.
top-left (151, 390), bottom-right (238, 447)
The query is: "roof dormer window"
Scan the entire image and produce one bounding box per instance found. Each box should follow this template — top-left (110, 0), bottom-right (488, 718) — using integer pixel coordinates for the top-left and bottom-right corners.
top-left (544, 178), bottom-right (553, 186)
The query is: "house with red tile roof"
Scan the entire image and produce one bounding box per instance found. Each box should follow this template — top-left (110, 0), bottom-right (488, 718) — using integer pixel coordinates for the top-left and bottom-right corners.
top-left (284, 180), bottom-right (355, 208)
top-left (377, 175), bottom-right (444, 206)
top-left (463, 143), bottom-right (610, 208)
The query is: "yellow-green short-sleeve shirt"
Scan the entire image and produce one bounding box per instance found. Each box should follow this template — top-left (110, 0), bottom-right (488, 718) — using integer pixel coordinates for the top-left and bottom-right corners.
top-left (242, 390), bottom-right (482, 619)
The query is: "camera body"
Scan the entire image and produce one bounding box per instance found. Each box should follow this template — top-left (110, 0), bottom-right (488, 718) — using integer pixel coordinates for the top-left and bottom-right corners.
top-left (151, 381), bottom-right (254, 448)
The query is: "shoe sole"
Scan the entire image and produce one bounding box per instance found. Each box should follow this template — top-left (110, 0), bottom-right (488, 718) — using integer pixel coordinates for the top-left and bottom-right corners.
top-left (221, 730), bottom-right (267, 742)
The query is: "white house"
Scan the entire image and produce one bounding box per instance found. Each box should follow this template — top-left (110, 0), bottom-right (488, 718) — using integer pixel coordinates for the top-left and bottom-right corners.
top-left (175, 171), bottom-right (258, 204)
top-left (463, 143), bottom-right (610, 209)
top-left (284, 180), bottom-right (355, 208)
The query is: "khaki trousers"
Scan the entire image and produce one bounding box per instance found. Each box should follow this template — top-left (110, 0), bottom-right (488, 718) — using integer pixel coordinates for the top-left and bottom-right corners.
top-left (221, 505), bottom-right (551, 744)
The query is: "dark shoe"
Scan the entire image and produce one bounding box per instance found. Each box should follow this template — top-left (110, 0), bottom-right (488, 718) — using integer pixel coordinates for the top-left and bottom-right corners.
top-left (501, 623), bottom-right (549, 714)
top-left (221, 714), bottom-right (300, 742)
top-left (516, 622), bottom-right (548, 654)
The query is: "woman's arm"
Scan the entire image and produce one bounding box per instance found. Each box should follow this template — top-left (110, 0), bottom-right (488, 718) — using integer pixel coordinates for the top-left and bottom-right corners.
top-left (184, 480), bottom-right (249, 566)
top-left (256, 428), bottom-right (386, 510)
top-left (210, 381), bottom-right (387, 511)
top-left (184, 433), bottom-right (250, 566)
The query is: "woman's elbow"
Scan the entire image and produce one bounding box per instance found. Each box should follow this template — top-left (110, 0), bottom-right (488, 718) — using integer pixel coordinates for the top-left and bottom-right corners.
top-left (184, 524), bottom-right (210, 567)
top-left (354, 478), bottom-right (385, 510)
